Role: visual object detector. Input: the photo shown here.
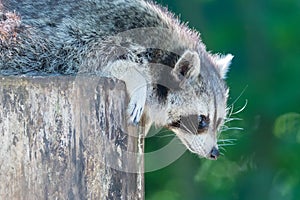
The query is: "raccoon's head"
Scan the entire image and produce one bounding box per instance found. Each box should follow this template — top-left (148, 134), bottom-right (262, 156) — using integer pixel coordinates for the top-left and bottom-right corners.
top-left (165, 50), bottom-right (233, 160)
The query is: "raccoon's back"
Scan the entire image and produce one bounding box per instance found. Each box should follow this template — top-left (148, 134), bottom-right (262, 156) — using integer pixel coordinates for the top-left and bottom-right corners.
top-left (2, 0), bottom-right (176, 38)
top-left (1, 0), bottom-right (200, 74)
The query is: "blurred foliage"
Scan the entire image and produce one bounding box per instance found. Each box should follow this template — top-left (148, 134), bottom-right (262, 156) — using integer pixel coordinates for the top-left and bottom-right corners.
top-left (274, 113), bottom-right (300, 140)
top-left (145, 0), bottom-right (300, 199)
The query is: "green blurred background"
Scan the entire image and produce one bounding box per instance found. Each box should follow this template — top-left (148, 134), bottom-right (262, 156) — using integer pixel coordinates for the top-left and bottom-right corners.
top-left (145, 0), bottom-right (300, 199)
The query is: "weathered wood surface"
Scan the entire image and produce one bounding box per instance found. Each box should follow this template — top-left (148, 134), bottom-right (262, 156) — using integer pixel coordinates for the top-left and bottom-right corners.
top-left (0, 76), bottom-right (144, 200)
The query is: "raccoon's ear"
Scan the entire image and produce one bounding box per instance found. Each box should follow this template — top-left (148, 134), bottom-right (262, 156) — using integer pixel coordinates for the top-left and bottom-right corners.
top-left (172, 50), bottom-right (200, 82)
top-left (215, 54), bottom-right (233, 79)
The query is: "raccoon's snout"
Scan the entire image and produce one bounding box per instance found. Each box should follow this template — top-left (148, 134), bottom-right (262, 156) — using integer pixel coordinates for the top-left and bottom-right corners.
top-left (209, 146), bottom-right (220, 160)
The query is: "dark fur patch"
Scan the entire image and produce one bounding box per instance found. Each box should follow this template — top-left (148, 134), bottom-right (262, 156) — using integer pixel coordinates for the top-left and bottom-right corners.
top-left (154, 84), bottom-right (169, 102)
top-left (169, 119), bottom-right (181, 128)
top-left (138, 48), bottom-right (180, 68)
top-left (118, 48), bottom-right (180, 68)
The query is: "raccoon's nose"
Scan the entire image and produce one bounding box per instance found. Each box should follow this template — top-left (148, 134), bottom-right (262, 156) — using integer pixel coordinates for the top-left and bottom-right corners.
top-left (209, 146), bottom-right (220, 160)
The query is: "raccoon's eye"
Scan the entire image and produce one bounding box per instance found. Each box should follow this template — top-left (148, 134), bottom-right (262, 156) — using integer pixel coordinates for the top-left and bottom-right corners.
top-left (198, 115), bottom-right (209, 133)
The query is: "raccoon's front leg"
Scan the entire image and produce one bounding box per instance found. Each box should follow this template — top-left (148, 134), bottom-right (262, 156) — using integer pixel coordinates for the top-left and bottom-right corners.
top-left (109, 60), bottom-right (147, 124)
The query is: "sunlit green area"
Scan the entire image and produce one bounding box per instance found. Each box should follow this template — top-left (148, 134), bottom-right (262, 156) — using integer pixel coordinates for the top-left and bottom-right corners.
top-left (145, 0), bottom-right (300, 199)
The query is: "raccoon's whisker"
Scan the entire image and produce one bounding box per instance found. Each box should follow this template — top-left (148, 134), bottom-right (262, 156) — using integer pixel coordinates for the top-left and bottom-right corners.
top-left (218, 146), bottom-right (227, 153)
top-left (227, 85), bottom-right (248, 110)
top-left (180, 120), bottom-right (193, 134)
top-left (218, 139), bottom-right (236, 146)
top-left (187, 116), bottom-right (198, 133)
top-left (226, 85), bottom-right (248, 120)
top-left (231, 99), bottom-right (248, 116)
top-left (223, 127), bottom-right (243, 131)
top-left (224, 117), bottom-right (243, 123)
top-left (220, 125), bottom-right (243, 132)
top-left (218, 138), bottom-right (237, 143)
top-left (218, 143), bottom-right (236, 147)
top-left (180, 122), bottom-right (195, 135)
top-left (219, 124), bottom-right (229, 131)
top-left (226, 104), bottom-right (235, 119)
top-left (218, 131), bottom-right (238, 155)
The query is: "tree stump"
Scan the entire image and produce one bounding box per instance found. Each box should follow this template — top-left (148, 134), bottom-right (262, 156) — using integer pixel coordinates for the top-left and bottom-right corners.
top-left (0, 76), bottom-right (144, 200)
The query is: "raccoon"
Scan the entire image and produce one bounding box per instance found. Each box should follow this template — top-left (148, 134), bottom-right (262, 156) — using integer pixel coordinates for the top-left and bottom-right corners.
top-left (0, 0), bottom-right (233, 159)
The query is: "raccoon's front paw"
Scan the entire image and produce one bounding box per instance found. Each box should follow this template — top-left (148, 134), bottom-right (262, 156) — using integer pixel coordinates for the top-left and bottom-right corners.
top-left (127, 88), bottom-right (146, 125)
top-left (128, 102), bottom-right (144, 125)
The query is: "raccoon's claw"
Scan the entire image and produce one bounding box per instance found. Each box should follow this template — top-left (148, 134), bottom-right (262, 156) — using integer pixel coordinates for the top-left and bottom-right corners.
top-left (128, 103), bottom-right (144, 125)
top-left (127, 90), bottom-right (146, 125)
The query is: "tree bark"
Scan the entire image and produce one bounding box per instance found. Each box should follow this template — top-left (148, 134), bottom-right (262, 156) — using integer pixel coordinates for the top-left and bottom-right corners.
top-left (0, 76), bottom-right (144, 200)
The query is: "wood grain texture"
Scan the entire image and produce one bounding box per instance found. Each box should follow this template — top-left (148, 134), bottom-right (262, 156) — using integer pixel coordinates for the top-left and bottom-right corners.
top-left (0, 76), bottom-right (144, 200)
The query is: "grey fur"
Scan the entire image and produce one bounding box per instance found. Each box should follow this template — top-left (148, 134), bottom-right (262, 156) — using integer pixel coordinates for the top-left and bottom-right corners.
top-left (0, 0), bottom-right (233, 159)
